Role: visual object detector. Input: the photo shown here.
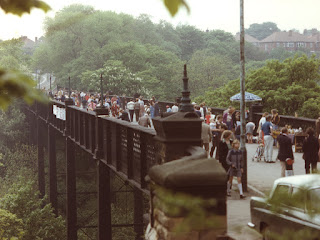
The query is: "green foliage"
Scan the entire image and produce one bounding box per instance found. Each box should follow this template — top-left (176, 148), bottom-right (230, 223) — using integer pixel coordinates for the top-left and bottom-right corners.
top-left (0, 0), bottom-right (50, 16)
top-left (0, 208), bottom-right (24, 239)
top-left (0, 69), bottom-right (46, 109)
top-left (0, 181), bottom-right (66, 240)
top-left (80, 60), bottom-right (145, 96)
top-left (197, 55), bottom-right (320, 118)
top-left (155, 187), bottom-right (220, 232)
top-left (0, 102), bottom-right (28, 151)
top-left (163, 0), bottom-right (190, 17)
top-left (246, 22), bottom-right (280, 40)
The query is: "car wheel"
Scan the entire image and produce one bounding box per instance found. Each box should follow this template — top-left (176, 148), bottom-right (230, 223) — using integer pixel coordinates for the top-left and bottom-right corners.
top-left (262, 225), bottom-right (272, 240)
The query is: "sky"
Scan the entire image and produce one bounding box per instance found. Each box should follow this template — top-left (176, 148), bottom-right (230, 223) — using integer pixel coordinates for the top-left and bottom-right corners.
top-left (1, 0), bottom-right (320, 41)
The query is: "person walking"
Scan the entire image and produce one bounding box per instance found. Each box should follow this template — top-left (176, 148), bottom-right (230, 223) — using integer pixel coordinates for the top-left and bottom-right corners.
top-left (218, 130), bottom-right (233, 172)
top-left (261, 115), bottom-right (274, 163)
top-left (226, 140), bottom-right (245, 199)
top-left (201, 119), bottom-right (212, 157)
top-left (127, 99), bottom-right (135, 122)
top-left (134, 98), bottom-right (140, 122)
top-left (277, 127), bottom-right (294, 177)
top-left (302, 127), bottom-right (319, 174)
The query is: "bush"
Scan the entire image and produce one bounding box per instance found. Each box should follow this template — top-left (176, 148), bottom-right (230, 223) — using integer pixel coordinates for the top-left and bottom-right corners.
top-left (0, 180), bottom-right (66, 240)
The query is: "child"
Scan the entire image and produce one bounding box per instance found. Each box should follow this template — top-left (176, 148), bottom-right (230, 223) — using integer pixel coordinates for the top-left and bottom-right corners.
top-left (226, 139), bottom-right (246, 199)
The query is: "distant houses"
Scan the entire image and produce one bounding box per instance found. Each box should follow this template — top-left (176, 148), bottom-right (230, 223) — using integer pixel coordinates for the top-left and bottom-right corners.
top-left (235, 30), bottom-right (320, 53)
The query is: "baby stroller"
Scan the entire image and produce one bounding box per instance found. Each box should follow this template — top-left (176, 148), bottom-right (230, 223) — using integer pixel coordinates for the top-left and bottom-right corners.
top-left (252, 139), bottom-right (265, 162)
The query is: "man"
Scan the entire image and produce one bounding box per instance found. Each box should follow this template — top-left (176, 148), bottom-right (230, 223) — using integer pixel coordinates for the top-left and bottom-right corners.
top-left (154, 101), bottom-right (160, 117)
top-left (172, 103), bottom-right (179, 112)
top-left (134, 98), bottom-right (140, 122)
top-left (166, 105), bottom-right (172, 112)
top-left (277, 127), bottom-right (294, 177)
top-left (127, 99), bottom-right (135, 122)
top-left (201, 118), bottom-right (212, 157)
top-left (261, 115), bottom-right (274, 163)
top-left (138, 113), bottom-right (151, 128)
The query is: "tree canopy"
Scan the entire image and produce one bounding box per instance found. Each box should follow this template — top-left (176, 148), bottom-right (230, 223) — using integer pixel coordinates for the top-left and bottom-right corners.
top-left (194, 55), bottom-right (320, 118)
top-left (246, 22), bottom-right (280, 40)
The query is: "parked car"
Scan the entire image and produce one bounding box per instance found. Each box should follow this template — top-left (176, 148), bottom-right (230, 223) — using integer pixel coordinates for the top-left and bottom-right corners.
top-left (248, 174), bottom-right (320, 240)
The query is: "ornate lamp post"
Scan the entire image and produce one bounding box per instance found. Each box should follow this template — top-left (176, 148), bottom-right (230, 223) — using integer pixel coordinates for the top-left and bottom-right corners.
top-left (99, 73), bottom-right (105, 108)
top-left (179, 64), bottom-right (194, 112)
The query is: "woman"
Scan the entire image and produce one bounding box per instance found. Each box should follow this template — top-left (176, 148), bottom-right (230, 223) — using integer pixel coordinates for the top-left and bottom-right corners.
top-left (302, 127), bottom-right (319, 174)
top-left (218, 130), bottom-right (234, 172)
top-left (271, 109), bottom-right (280, 130)
top-left (257, 112), bottom-right (269, 143)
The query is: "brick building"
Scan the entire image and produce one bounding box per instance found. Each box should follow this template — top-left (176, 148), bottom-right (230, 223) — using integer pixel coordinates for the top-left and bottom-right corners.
top-left (235, 30), bottom-right (320, 53)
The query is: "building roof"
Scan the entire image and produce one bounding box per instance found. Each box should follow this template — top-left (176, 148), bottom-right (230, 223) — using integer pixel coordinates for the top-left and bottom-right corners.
top-left (234, 33), bottom-right (260, 43)
top-left (261, 31), bottom-right (314, 43)
top-left (309, 33), bottom-right (320, 42)
top-left (20, 36), bottom-right (35, 48)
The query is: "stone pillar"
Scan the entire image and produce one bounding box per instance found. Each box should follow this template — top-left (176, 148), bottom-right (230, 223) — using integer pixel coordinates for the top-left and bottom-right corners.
top-left (145, 148), bottom-right (231, 240)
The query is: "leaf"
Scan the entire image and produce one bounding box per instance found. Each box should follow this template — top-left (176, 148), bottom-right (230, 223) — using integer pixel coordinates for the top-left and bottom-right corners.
top-left (0, 0), bottom-right (51, 16)
top-left (164, 0), bottom-right (190, 17)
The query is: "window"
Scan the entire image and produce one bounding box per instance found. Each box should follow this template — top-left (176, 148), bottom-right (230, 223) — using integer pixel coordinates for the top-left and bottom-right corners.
top-left (272, 184), bottom-right (290, 202)
top-left (297, 42), bottom-right (306, 48)
top-left (287, 42), bottom-right (294, 47)
top-left (277, 43), bottom-right (280, 47)
top-left (310, 43), bottom-right (313, 48)
top-left (290, 187), bottom-right (305, 209)
top-left (265, 44), bottom-right (268, 51)
top-left (308, 188), bottom-right (320, 212)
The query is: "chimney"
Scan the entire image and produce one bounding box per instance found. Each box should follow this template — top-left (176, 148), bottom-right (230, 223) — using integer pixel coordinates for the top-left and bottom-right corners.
top-left (35, 37), bottom-right (38, 42)
top-left (289, 30), bottom-right (292, 37)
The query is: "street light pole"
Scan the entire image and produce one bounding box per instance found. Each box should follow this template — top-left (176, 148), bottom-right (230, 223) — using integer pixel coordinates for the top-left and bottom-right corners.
top-left (100, 73), bottom-right (105, 108)
top-left (240, 0), bottom-right (247, 192)
top-left (50, 75), bottom-right (52, 92)
top-left (68, 76), bottom-right (71, 98)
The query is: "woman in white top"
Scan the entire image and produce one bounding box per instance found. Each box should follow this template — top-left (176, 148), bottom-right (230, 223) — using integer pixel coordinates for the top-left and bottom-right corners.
top-left (257, 112), bottom-right (269, 141)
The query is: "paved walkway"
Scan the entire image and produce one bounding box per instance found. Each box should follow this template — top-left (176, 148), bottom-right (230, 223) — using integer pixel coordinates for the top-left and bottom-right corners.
top-left (227, 142), bottom-right (318, 240)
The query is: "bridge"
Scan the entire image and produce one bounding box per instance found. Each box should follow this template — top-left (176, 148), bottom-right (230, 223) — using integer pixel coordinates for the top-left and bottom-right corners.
top-left (26, 66), bottom-right (231, 240)
top-left (26, 65), bottom-right (320, 240)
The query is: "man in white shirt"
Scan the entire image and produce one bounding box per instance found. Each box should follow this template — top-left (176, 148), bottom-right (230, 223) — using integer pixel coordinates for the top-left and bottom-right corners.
top-left (127, 99), bottom-right (135, 122)
top-left (172, 103), bottom-right (179, 112)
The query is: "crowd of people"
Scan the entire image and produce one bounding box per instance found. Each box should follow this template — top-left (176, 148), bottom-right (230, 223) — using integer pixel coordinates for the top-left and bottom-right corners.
top-left (51, 90), bottom-right (319, 196)
top-left (50, 89), bottom-right (180, 128)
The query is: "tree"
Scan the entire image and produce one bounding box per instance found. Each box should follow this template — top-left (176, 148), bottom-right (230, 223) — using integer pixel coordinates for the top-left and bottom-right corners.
top-left (196, 55), bottom-right (320, 118)
top-left (246, 22), bottom-right (280, 40)
top-left (0, 0), bottom-right (50, 109)
top-left (80, 60), bottom-right (145, 96)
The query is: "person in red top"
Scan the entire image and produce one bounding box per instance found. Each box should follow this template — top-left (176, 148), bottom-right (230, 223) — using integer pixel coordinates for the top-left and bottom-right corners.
top-left (111, 101), bottom-right (119, 117)
top-left (205, 111), bottom-right (211, 124)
